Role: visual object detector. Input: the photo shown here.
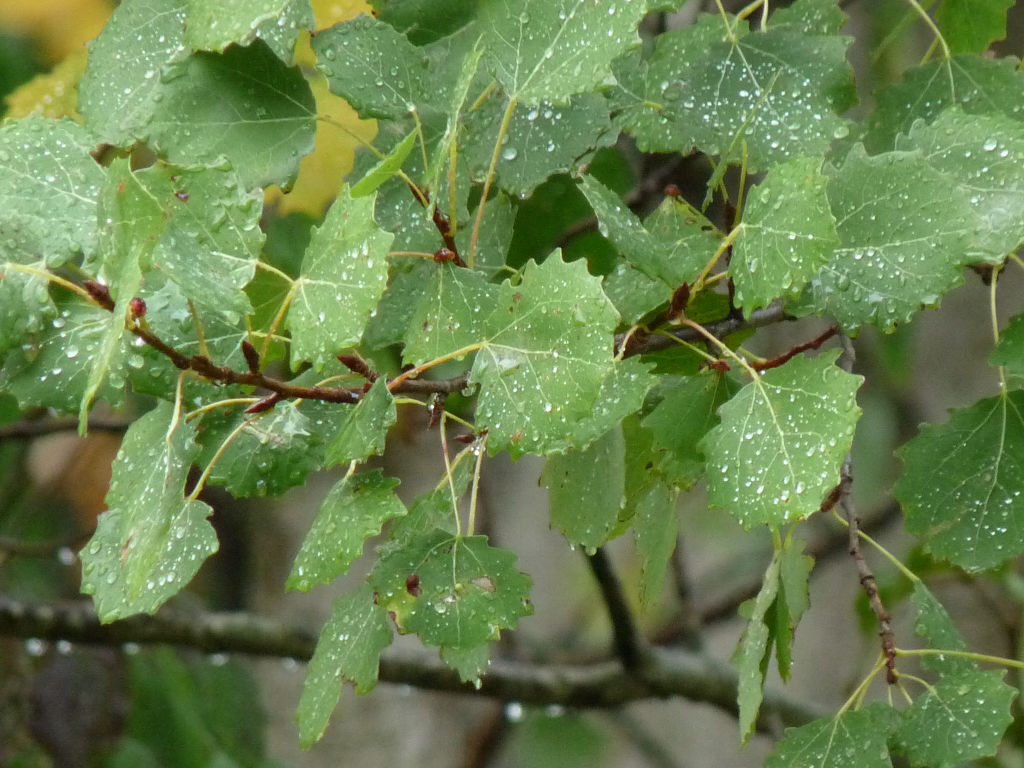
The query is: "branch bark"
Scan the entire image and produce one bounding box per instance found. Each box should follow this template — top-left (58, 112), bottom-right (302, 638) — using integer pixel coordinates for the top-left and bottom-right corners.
top-left (0, 596), bottom-right (825, 732)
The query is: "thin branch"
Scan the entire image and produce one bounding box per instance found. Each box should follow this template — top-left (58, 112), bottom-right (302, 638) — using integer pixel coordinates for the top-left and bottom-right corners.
top-left (587, 547), bottom-right (645, 671)
top-left (0, 596), bottom-right (825, 731)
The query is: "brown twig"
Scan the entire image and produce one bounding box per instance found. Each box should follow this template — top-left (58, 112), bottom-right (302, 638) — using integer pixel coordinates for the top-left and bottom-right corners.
top-left (587, 547), bottom-right (645, 672)
top-left (751, 324), bottom-right (838, 372)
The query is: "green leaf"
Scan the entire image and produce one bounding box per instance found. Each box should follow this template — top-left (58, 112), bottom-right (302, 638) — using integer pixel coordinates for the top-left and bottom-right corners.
top-left (463, 92), bottom-right (614, 198)
top-left (287, 189), bottom-right (394, 368)
top-left (455, 192), bottom-right (515, 280)
top-left (643, 371), bottom-right (737, 489)
top-left (936, 0), bottom-right (1014, 54)
top-left (370, 530), bottom-right (532, 649)
top-left (567, 357), bottom-right (658, 450)
top-left (614, 11), bottom-right (854, 169)
top-left (313, 14), bottom-right (429, 122)
top-left (440, 643), bottom-right (490, 685)
top-left (324, 378), bottom-right (397, 467)
top-left (139, 163), bottom-right (264, 318)
top-left (363, 260), bottom-right (435, 350)
top-left (893, 390), bottom-right (1024, 572)
top-left (895, 668), bottom-right (1016, 768)
top-left (632, 480), bottom-right (679, 606)
top-left (773, 538), bottom-right (814, 680)
top-left (79, 402), bottom-right (219, 622)
top-left (701, 350), bottom-right (862, 529)
top-left (732, 155), bottom-right (838, 313)
top-left (144, 42), bottom-right (316, 189)
top-left (542, 425), bottom-right (626, 549)
top-left (991, 312), bottom-right (1024, 381)
top-left (867, 54), bottom-right (1024, 153)
top-left (79, 0), bottom-right (190, 144)
top-left (184, 0), bottom-right (312, 59)
top-left (0, 116), bottom-right (105, 267)
top-left (732, 548), bottom-right (781, 743)
top-left (1, 301), bottom-right (120, 413)
top-left (196, 400), bottom-right (329, 498)
top-left (387, 454), bottom-right (473, 546)
top-left (909, 581), bottom-right (974, 675)
top-left (82, 160), bottom-right (166, 424)
top-left (350, 129), bottom-right (418, 198)
top-left (799, 146), bottom-right (976, 332)
top-left (287, 470), bottom-right (406, 592)
top-left (766, 704), bottom-right (895, 768)
top-left (405, 255), bottom-right (620, 457)
top-left (896, 107), bottom-right (1024, 263)
top-left (296, 584), bottom-right (392, 748)
top-left (479, 0), bottom-right (645, 104)
top-left (370, 0), bottom-right (479, 45)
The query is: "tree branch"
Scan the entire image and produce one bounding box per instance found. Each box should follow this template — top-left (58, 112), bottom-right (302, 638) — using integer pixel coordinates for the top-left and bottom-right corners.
top-left (0, 416), bottom-right (132, 439)
top-left (0, 596), bottom-right (825, 732)
top-left (587, 547), bottom-right (645, 671)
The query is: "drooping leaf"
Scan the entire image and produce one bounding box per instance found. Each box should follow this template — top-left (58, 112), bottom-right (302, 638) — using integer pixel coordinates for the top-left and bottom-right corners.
top-left (81, 160), bottom-right (168, 424)
top-left (701, 351), bottom-right (862, 529)
top-left (79, 402), bottom-right (219, 622)
top-left (287, 470), bottom-right (406, 592)
top-left (370, 0), bottom-right (479, 44)
top-left (632, 480), bottom-right (679, 606)
top-left (463, 92), bottom-right (614, 198)
top-left (766, 704), bottom-right (895, 768)
top-left (799, 146), bottom-right (976, 332)
top-left (773, 538), bottom-right (814, 680)
top-left (732, 155), bottom-right (838, 313)
top-left (296, 584), bottom-right (392, 748)
top-left (324, 378), bottom-right (397, 466)
top-left (867, 54), bottom-right (1024, 153)
top-left (196, 400), bottom-right (329, 498)
top-left (733, 548), bottom-right (781, 743)
top-left (455, 192), bottom-right (516, 280)
top-left (935, 0), bottom-right (1014, 55)
top-left (386, 452), bottom-right (474, 547)
top-left (370, 530), bottom-right (532, 649)
top-left (893, 390), bottom-right (1024, 572)
top-left (566, 357), bottom-right (658, 450)
top-left (613, 10), bottom-right (854, 170)
top-left (478, 0), bottom-right (645, 104)
top-left (144, 42), bottom-right (316, 188)
top-left (287, 188), bottom-right (394, 368)
top-left (542, 424), bottom-right (626, 550)
top-left (895, 668), bottom-right (1016, 768)
top-left (896, 107), bottom-right (1024, 263)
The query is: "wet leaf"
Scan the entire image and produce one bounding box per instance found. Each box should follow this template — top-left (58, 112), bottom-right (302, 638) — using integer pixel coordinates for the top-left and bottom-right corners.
top-left (614, 9), bottom-right (854, 169)
top-left (799, 146), bottom-right (976, 332)
top-left (896, 107), bottom-right (1024, 263)
top-left (542, 424), bottom-right (626, 549)
top-left (479, 0), bottom-right (645, 104)
top-left (895, 668), bottom-right (1016, 768)
top-left (733, 547), bottom-right (781, 743)
top-left (732, 155), bottom-right (838, 313)
top-left (766, 704), bottom-right (895, 768)
top-left (79, 402), bottom-right (219, 622)
top-left (991, 311), bottom-right (1024, 381)
top-left (910, 581), bottom-right (975, 675)
top-left (632, 480), bottom-right (679, 606)
top-left (893, 390), bottom-right (1024, 572)
top-left (287, 189), bottom-right (394, 368)
top-left (701, 350), bottom-right (862, 529)
top-left (324, 378), bottom-right (396, 466)
top-left (350, 128), bottom-right (417, 197)
top-left (370, 530), bottom-right (532, 649)
top-left (867, 54), bottom-right (1024, 153)
top-left (185, 0), bottom-right (313, 62)
top-left (297, 584), bottom-right (392, 748)
top-left (440, 643), bottom-right (490, 685)
top-left (287, 470), bottom-right (406, 592)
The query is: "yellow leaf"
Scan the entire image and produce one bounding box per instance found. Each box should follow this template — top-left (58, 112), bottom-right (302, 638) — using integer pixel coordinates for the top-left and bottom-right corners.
top-left (4, 50), bottom-right (88, 120)
top-left (0, 0), bottom-right (112, 62)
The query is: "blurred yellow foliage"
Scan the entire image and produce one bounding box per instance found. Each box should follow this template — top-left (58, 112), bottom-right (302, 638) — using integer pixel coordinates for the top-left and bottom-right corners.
top-left (266, 0), bottom-right (377, 217)
top-left (0, 0), bottom-right (112, 62)
top-left (4, 49), bottom-right (87, 119)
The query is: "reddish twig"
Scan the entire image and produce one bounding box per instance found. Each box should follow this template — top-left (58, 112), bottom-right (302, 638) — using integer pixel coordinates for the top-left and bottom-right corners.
top-left (407, 180), bottom-right (462, 261)
top-left (751, 324), bottom-right (838, 372)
